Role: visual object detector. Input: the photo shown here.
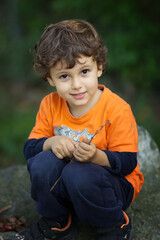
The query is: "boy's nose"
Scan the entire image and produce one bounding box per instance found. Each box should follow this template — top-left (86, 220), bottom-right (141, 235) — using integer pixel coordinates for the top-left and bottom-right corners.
top-left (72, 77), bottom-right (82, 89)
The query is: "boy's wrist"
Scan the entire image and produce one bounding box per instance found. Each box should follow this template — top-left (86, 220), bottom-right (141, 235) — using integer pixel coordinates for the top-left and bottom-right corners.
top-left (43, 137), bottom-right (53, 151)
top-left (91, 148), bottom-right (111, 167)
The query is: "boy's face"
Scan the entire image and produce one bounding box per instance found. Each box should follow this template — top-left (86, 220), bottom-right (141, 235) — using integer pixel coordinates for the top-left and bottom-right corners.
top-left (47, 55), bottom-right (102, 116)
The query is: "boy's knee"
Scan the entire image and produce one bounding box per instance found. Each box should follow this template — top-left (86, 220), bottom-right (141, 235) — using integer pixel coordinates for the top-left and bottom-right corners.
top-left (27, 150), bottom-right (66, 180)
top-left (27, 150), bottom-right (53, 174)
top-left (62, 162), bottom-right (87, 190)
top-left (61, 162), bottom-right (104, 192)
top-left (61, 162), bottom-right (78, 182)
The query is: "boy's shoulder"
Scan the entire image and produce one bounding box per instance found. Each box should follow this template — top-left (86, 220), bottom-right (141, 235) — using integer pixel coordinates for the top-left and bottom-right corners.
top-left (39, 91), bottom-right (64, 112)
top-left (100, 85), bottom-right (130, 109)
top-left (41, 91), bottom-right (62, 104)
top-left (43, 91), bottom-right (60, 100)
top-left (99, 85), bottom-right (134, 120)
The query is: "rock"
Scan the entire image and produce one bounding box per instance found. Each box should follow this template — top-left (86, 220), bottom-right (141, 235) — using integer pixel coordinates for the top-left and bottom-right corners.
top-left (137, 126), bottom-right (160, 174)
top-left (0, 165), bottom-right (39, 223)
top-left (127, 126), bottom-right (160, 240)
top-left (0, 126), bottom-right (160, 240)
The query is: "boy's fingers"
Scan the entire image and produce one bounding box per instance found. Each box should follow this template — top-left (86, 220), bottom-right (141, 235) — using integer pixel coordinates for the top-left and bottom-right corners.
top-left (74, 146), bottom-right (86, 155)
top-left (55, 152), bottom-right (64, 159)
top-left (79, 141), bottom-right (91, 151)
top-left (82, 135), bottom-right (90, 144)
top-left (69, 142), bottom-right (77, 152)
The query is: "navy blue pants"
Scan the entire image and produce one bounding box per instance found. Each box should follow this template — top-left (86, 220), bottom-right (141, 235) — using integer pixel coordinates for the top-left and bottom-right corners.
top-left (27, 150), bottom-right (133, 228)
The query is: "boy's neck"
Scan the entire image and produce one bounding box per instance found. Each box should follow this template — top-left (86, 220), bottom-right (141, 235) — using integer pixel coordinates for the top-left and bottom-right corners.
top-left (68, 89), bottom-right (102, 118)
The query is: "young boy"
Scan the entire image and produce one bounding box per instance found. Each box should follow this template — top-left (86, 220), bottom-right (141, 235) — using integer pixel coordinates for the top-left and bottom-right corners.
top-left (12, 19), bottom-right (144, 240)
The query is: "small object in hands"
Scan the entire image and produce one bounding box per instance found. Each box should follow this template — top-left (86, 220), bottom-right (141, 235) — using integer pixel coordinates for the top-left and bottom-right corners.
top-left (88, 120), bottom-right (110, 144)
top-left (65, 120), bottom-right (110, 162)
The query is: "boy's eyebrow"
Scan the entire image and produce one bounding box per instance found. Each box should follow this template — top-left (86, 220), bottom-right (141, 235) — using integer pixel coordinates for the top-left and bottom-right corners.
top-left (55, 63), bottom-right (92, 74)
top-left (80, 63), bottom-right (92, 68)
top-left (55, 68), bottom-right (71, 75)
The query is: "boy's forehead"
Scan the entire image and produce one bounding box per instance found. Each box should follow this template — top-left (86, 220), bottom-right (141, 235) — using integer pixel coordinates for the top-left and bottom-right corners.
top-left (54, 59), bottom-right (70, 70)
top-left (54, 56), bottom-right (94, 70)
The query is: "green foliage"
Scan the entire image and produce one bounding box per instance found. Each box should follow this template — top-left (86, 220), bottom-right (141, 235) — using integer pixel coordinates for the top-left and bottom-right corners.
top-left (0, 95), bottom-right (36, 167)
top-left (1, 0), bottom-right (159, 88)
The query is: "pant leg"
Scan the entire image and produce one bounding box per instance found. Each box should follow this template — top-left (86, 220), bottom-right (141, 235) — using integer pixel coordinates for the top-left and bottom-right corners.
top-left (27, 150), bottom-right (69, 219)
top-left (61, 161), bottom-right (133, 228)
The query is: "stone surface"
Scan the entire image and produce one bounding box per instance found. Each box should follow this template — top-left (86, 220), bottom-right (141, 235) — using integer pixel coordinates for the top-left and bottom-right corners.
top-left (0, 126), bottom-right (160, 240)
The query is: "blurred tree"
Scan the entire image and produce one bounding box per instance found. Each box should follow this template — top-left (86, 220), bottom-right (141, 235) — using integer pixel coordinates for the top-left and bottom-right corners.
top-left (0, 0), bottom-right (159, 89)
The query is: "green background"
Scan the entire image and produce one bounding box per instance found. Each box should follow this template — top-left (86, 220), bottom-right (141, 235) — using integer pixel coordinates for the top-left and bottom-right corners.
top-left (0, 0), bottom-right (159, 168)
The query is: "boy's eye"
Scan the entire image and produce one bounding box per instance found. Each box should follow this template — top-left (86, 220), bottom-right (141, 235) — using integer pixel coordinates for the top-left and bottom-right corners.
top-left (60, 74), bottom-right (69, 79)
top-left (82, 69), bottom-right (89, 75)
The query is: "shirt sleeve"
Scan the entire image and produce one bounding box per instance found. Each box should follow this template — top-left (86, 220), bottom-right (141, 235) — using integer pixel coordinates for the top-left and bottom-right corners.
top-left (103, 150), bottom-right (137, 176)
top-left (107, 104), bottom-right (138, 152)
top-left (24, 138), bottom-right (47, 160)
top-left (28, 95), bottom-right (54, 139)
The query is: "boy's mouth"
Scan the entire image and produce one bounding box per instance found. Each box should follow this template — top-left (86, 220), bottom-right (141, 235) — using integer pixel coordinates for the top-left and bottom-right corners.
top-left (70, 92), bottom-right (86, 99)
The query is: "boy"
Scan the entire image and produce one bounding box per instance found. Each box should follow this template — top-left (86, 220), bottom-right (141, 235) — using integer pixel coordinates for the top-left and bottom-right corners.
top-left (12, 20), bottom-right (144, 240)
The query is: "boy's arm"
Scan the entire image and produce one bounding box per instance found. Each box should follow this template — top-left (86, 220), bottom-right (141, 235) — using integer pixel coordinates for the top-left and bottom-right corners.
top-left (89, 148), bottom-right (111, 167)
top-left (24, 136), bottom-right (77, 160)
top-left (73, 136), bottom-right (111, 167)
top-left (43, 135), bottom-right (77, 159)
top-left (73, 136), bottom-right (137, 176)
top-left (103, 150), bottom-right (137, 176)
top-left (24, 138), bottom-right (47, 160)
top-left (89, 149), bottom-right (137, 176)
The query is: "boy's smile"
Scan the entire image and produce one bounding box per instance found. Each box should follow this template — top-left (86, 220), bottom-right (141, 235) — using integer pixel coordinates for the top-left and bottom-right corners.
top-left (70, 92), bottom-right (87, 100)
top-left (47, 55), bottom-right (102, 117)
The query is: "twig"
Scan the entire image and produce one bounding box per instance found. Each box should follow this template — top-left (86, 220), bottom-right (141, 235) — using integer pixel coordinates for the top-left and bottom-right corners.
top-left (89, 120), bottom-right (110, 144)
top-left (50, 176), bottom-right (61, 192)
top-left (0, 205), bottom-right (12, 214)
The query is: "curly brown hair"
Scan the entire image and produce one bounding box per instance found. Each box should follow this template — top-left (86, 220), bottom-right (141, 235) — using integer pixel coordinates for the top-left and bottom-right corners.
top-left (33, 19), bottom-right (108, 80)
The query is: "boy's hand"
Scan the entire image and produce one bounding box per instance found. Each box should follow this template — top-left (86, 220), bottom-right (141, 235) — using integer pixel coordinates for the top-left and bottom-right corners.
top-left (73, 135), bottom-right (97, 162)
top-left (43, 136), bottom-right (77, 159)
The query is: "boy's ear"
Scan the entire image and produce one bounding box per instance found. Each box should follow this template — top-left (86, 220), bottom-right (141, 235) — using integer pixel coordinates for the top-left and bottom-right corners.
top-left (97, 65), bottom-right (103, 78)
top-left (47, 77), bottom-right (55, 87)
